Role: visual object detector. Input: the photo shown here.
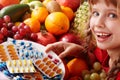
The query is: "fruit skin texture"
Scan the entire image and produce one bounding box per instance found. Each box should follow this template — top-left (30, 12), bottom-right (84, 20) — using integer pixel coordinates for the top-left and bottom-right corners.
top-left (28, 1), bottom-right (43, 11)
top-left (36, 31), bottom-right (57, 46)
top-left (0, 0), bottom-right (19, 9)
top-left (56, 0), bottom-right (81, 11)
top-left (45, 0), bottom-right (62, 13)
top-left (45, 12), bottom-right (70, 35)
top-left (63, 61), bottom-right (70, 80)
top-left (61, 6), bottom-right (75, 21)
top-left (59, 33), bottom-right (80, 45)
top-left (67, 58), bottom-right (88, 77)
top-left (24, 18), bottom-right (40, 33)
top-left (31, 7), bottom-right (49, 23)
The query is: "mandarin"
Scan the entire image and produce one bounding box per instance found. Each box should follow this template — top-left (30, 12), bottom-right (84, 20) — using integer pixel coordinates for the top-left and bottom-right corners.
top-left (31, 7), bottom-right (49, 23)
top-left (61, 6), bottom-right (75, 21)
top-left (45, 12), bottom-right (70, 35)
top-left (24, 18), bottom-right (40, 33)
top-left (67, 58), bottom-right (88, 77)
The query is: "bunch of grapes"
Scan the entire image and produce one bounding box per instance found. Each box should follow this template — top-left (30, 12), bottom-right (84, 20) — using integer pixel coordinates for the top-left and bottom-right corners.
top-left (82, 62), bottom-right (107, 80)
top-left (0, 15), bottom-right (38, 43)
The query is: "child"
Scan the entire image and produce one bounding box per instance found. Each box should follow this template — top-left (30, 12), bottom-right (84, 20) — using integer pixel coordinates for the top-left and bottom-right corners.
top-left (45, 0), bottom-right (120, 79)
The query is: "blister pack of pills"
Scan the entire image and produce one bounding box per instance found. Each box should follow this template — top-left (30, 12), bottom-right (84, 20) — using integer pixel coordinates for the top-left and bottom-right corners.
top-left (0, 43), bottom-right (19, 62)
top-left (6, 59), bottom-right (36, 73)
top-left (6, 38), bottom-right (65, 79)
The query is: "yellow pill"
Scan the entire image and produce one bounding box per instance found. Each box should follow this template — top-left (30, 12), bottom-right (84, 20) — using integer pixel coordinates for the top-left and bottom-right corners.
top-left (10, 68), bottom-right (14, 73)
top-left (7, 61), bottom-right (11, 66)
top-left (13, 60), bottom-right (16, 66)
top-left (23, 60), bottom-right (27, 66)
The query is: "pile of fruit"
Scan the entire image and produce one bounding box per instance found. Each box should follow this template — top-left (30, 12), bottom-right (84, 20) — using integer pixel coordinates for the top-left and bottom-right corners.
top-left (0, 0), bottom-right (108, 80)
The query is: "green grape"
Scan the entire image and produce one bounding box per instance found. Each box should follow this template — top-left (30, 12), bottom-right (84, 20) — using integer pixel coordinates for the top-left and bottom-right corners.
top-left (93, 62), bottom-right (101, 71)
top-left (90, 72), bottom-right (100, 80)
top-left (81, 69), bottom-right (90, 78)
top-left (84, 73), bottom-right (91, 80)
top-left (100, 71), bottom-right (107, 79)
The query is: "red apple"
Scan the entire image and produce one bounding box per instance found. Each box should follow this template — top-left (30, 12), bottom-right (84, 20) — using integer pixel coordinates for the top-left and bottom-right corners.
top-left (36, 31), bottom-right (57, 46)
top-left (59, 33), bottom-right (81, 45)
top-left (56, 0), bottom-right (81, 11)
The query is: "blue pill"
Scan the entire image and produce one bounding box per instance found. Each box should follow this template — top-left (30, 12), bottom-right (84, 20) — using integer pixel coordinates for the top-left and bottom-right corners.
top-left (20, 42), bottom-right (25, 45)
top-left (12, 40), bottom-right (16, 44)
top-left (25, 52), bottom-right (29, 57)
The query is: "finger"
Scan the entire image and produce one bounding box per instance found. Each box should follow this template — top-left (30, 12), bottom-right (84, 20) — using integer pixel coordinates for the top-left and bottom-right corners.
top-left (45, 44), bottom-right (55, 53)
top-left (59, 48), bottom-right (71, 58)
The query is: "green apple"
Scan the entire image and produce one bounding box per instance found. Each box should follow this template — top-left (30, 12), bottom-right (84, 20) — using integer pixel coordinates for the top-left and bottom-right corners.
top-left (28, 1), bottom-right (43, 11)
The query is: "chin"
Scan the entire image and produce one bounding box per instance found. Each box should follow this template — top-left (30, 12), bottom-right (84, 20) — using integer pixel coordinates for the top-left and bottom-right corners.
top-left (96, 43), bottom-right (107, 50)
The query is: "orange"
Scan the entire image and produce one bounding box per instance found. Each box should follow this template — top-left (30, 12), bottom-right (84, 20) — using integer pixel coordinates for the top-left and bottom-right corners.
top-left (45, 12), bottom-right (70, 35)
top-left (31, 7), bottom-right (49, 23)
top-left (61, 6), bottom-right (75, 21)
top-left (24, 18), bottom-right (40, 33)
top-left (67, 58), bottom-right (88, 77)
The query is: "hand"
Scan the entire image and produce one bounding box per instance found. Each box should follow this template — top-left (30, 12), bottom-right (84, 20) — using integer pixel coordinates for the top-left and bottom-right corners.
top-left (45, 41), bottom-right (84, 58)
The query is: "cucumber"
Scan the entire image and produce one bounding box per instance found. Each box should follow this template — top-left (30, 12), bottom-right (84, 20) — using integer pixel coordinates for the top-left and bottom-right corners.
top-left (0, 4), bottom-right (30, 22)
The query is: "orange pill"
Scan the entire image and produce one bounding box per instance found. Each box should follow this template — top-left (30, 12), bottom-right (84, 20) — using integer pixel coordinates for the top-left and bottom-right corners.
top-left (49, 63), bottom-right (55, 69)
top-left (41, 66), bottom-right (48, 71)
top-left (53, 66), bottom-right (58, 71)
top-left (43, 57), bottom-right (49, 62)
top-left (49, 71), bottom-right (55, 77)
top-left (35, 60), bottom-right (41, 65)
top-left (45, 69), bottom-right (51, 74)
top-left (56, 68), bottom-right (62, 74)
top-left (38, 63), bottom-right (44, 68)
top-left (46, 61), bottom-right (52, 66)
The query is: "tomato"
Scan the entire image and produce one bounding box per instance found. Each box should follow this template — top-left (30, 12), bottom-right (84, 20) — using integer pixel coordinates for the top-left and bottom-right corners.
top-left (36, 31), bottom-right (57, 46)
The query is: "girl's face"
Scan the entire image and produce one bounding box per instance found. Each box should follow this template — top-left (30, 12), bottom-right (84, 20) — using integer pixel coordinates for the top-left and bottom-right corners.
top-left (90, 0), bottom-right (120, 50)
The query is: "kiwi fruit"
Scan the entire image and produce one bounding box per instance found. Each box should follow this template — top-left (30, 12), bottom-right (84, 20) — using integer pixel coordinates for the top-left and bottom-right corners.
top-left (45, 0), bottom-right (62, 13)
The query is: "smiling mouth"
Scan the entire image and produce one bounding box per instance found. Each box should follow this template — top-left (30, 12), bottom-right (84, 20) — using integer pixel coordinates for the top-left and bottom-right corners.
top-left (96, 33), bottom-right (111, 38)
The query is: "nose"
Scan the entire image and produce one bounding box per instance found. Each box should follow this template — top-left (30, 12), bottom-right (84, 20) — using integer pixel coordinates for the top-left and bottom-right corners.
top-left (94, 15), bottom-right (105, 28)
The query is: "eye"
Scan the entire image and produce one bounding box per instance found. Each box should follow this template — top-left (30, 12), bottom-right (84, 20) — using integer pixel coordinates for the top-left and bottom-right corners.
top-left (92, 11), bottom-right (99, 17)
top-left (108, 13), bottom-right (117, 18)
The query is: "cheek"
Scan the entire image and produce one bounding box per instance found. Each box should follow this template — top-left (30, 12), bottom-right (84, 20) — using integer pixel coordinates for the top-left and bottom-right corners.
top-left (89, 18), bottom-right (94, 30)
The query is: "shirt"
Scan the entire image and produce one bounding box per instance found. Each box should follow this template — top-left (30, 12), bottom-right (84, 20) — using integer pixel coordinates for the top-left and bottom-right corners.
top-left (94, 47), bottom-right (120, 80)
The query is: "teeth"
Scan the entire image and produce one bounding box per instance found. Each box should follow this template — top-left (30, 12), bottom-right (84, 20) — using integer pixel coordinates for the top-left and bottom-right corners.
top-left (96, 33), bottom-right (110, 36)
